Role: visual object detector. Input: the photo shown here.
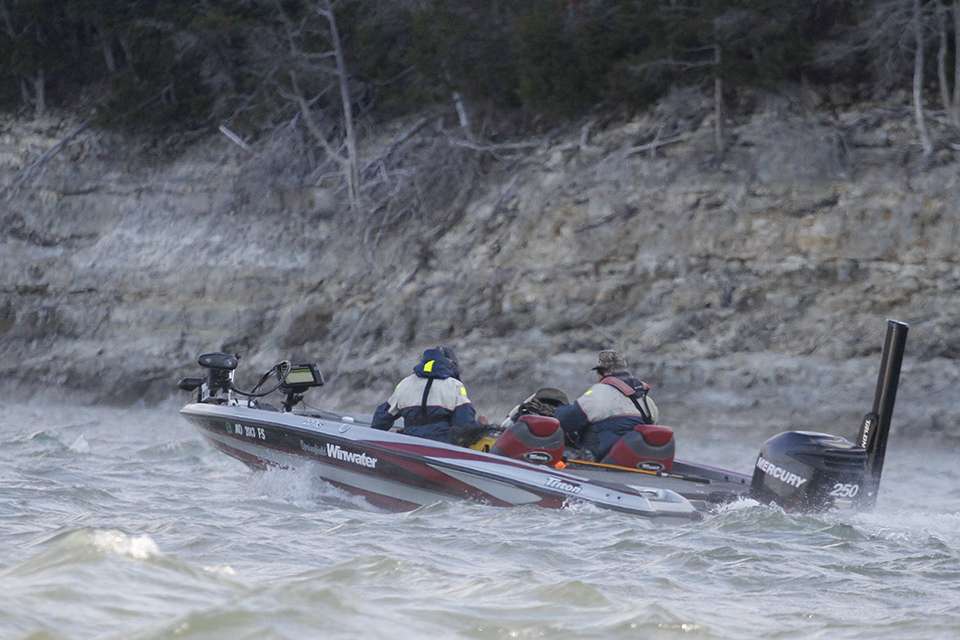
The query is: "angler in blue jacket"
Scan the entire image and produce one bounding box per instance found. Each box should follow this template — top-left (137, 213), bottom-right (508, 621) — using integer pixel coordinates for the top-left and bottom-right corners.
top-left (371, 346), bottom-right (484, 444)
top-left (553, 350), bottom-right (659, 460)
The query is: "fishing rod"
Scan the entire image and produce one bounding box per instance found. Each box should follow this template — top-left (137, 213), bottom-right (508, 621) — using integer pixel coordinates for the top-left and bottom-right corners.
top-left (565, 458), bottom-right (711, 484)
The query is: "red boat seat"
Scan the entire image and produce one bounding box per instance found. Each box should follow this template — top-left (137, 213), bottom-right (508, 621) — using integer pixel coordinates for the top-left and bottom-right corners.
top-left (601, 424), bottom-right (675, 472)
top-left (637, 424), bottom-right (673, 447)
top-left (491, 415), bottom-right (565, 466)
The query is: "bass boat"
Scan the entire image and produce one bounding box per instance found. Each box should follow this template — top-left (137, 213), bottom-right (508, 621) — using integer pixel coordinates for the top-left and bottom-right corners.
top-left (178, 320), bottom-right (908, 520)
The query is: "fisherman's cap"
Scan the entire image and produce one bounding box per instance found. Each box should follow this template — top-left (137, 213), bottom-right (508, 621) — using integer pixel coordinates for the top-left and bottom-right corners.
top-left (592, 350), bottom-right (627, 372)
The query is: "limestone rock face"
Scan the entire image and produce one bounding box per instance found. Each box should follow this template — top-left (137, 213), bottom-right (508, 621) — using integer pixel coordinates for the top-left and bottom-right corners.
top-left (2, 108), bottom-right (958, 439)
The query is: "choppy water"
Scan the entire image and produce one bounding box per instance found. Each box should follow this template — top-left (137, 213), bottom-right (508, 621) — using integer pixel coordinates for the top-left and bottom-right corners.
top-left (2, 401), bottom-right (959, 639)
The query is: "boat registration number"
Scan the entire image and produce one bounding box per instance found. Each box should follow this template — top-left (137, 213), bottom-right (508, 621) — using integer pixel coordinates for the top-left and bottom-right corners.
top-left (230, 423), bottom-right (267, 441)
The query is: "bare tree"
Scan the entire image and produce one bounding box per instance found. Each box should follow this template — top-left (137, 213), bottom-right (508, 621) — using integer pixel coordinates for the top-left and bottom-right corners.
top-left (32, 68), bottom-right (45, 119)
top-left (938, 0), bottom-right (952, 119)
top-left (954, 0), bottom-right (960, 126)
top-left (713, 45), bottom-right (723, 156)
top-left (0, 0), bottom-right (14, 41)
top-left (936, 0), bottom-right (960, 128)
top-left (98, 19), bottom-right (118, 74)
top-left (452, 90), bottom-right (471, 137)
top-left (934, 0), bottom-right (960, 129)
top-left (318, 0), bottom-right (359, 208)
top-left (0, 0), bottom-right (45, 118)
top-left (274, 0), bottom-right (362, 210)
top-left (629, 45), bottom-right (724, 155)
top-left (913, 0), bottom-right (933, 156)
top-left (829, 0), bottom-right (941, 153)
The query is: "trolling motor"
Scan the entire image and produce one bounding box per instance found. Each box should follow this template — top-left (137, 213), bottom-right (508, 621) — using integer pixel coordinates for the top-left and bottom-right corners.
top-left (178, 352), bottom-right (239, 403)
top-left (750, 320), bottom-right (908, 511)
top-left (178, 353), bottom-right (323, 410)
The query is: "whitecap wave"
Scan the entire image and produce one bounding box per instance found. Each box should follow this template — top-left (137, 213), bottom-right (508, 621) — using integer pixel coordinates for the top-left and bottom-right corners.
top-left (69, 434), bottom-right (90, 453)
top-left (251, 465), bottom-right (319, 504)
top-left (853, 509), bottom-right (960, 544)
top-left (250, 463), bottom-right (381, 512)
top-left (202, 564), bottom-right (237, 576)
top-left (90, 529), bottom-right (160, 560)
top-left (561, 498), bottom-right (606, 514)
top-left (714, 497), bottom-right (762, 513)
top-left (5, 528), bottom-right (161, 577)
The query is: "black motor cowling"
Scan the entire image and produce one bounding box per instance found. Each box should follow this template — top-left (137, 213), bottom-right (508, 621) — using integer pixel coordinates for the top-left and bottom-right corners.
top-left (751, 320), bottom-right (908, 512)
top-left (751, 431), bottom-right (868, 511)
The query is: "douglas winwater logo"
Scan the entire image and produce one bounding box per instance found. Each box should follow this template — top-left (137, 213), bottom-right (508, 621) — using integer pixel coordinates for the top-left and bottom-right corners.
top-left (301, 440), bottom-right (378, 468)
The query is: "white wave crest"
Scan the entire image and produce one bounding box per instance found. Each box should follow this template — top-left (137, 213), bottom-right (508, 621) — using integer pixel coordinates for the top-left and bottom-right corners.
top-left (251, 466), bottom-right (317, 503)
top-left (203, 564), bottom-right (237, 576)
top-left (854, 509), bottom-right (960, 543)
top-left (69, 434), bottom-right (90, 453)
top-left (252, 463), bottom-right (380, 511)
top-left (90, 530), bottom-right (160, 560)
top-left (715, 497), bottom-right (762, 513)
top-left (561, 498), bottom-right (606, 515)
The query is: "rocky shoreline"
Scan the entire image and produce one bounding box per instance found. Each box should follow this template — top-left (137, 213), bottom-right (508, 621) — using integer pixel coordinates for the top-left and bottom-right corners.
top-left (2, 100), bottom-right (958, 439)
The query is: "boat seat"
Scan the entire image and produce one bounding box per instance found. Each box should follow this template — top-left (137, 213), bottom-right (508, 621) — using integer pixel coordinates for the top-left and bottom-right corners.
top-left (601, 424), bottom-right (675, 471)
top-left (491, 415), bottom-right (565, 466)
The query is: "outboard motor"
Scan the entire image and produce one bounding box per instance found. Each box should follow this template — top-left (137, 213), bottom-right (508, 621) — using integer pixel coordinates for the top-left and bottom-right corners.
top-left (750, 320), bottom-right (908, 511)
top-left (491, 415), bottom-right (565, 466)
top-left (751, 431), bottom-right (867, 510)
top-left (601, 425), bottom-right (675, 471)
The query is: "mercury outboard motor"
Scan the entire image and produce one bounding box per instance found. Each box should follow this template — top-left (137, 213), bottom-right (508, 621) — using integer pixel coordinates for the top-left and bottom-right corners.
top-left (751, 431), bottom-right (867, 510)
top-left (750, 320), bottom-right (908, 511)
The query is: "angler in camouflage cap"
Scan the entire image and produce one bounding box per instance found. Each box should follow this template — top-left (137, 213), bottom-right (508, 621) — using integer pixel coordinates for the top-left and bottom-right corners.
top-left (591, 350), bottom-right (628, 374)
top-left (552, 349), bottom-right (659, 459)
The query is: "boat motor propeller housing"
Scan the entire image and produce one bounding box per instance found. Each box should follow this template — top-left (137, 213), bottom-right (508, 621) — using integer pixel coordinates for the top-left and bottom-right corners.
top-left (749, 320), bottom-right (908, 511)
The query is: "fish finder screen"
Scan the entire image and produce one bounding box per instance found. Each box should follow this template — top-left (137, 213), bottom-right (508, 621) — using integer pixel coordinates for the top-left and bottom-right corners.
top-left (285, 367), bottom-right (317, 385)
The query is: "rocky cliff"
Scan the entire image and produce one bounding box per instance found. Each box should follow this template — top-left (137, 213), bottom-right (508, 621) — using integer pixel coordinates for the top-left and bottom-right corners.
top-left (2, 97), bottom-right (958, 439)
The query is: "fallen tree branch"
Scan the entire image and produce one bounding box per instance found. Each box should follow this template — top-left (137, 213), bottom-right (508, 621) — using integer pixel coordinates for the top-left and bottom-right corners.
top-left (218, 124), bottom-right (254, 153)
top-left (447, 137), bottom-right (541, 153)
top-left (579, 118), bottom-right (599, 153)
top-left (3, 89), bottom-right (168, 200)
top-left (625, 131), bottom-right (699, 157)
top-left (3, 119), bottom-right (91, 200)
top-left (361, 116), bottom-right (430, 176)
top-left (289, 70), bottom-right (348, 167)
